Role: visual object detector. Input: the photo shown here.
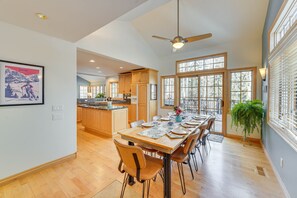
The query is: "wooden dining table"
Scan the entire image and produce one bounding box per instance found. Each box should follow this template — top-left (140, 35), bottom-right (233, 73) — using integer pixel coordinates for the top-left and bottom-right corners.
top-left (118, 115), bottom-right (209, 198)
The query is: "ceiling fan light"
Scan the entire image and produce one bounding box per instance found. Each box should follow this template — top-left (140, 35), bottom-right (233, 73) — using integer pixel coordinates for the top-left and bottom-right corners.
top-left (173, 42), bottom-right (184, 49)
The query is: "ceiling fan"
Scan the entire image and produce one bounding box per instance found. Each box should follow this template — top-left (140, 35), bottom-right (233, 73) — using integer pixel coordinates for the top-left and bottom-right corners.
top-left (152, 0), bottom-right (212, 50)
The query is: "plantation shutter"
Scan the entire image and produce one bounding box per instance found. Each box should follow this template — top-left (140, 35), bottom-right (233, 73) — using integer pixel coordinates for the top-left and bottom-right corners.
top-left (269, 25), bottom-right (297, 143)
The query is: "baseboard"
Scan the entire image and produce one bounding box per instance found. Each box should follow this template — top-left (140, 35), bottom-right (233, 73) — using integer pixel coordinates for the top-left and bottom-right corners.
top-left (261, 142), bottom-right (291, 198)
top-left (0, 153), bottom-right (77, 186)
top-left (226, 134), bottom-right (261, 143)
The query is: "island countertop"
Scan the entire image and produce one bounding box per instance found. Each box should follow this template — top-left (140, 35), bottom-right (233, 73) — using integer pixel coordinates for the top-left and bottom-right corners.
top-left (78, 104), bottom-right (128, 111)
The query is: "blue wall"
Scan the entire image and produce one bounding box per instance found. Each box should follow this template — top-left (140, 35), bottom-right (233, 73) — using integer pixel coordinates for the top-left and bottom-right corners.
top-left (77, 76), bottom-right (90, 98)
top-left (262, 0), bottom-right (297, 197)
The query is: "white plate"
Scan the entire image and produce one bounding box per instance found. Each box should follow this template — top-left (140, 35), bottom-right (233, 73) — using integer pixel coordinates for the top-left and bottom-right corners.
top-left (171, 128), bottom-right (188, 135)
top-left (181, 123), bottom-right (195, 128)
top-left (141, 123), bottom-right (154, 128)
top-left (166, 132), bottom-right (184, 139)
top-left (160, 117), bottom-right (170, 121)
top-left (185, 121), bottom-right (200, 125)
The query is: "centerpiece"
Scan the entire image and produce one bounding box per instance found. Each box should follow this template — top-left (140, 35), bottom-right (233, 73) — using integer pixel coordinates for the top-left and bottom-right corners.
top-left (174, 106), bottom-right (183, 122)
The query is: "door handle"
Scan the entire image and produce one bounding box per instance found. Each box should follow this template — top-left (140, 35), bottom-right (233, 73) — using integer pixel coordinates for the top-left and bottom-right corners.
top-left (221, 100), bottom-right (224, 108)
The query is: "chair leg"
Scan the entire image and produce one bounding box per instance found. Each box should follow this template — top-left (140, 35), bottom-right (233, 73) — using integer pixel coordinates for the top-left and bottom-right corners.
top-left (120, 173), bottom-right (129, 198)
top-left (207, 136), bottom-right (211, 151)
top-left (191, 152), bottom-right (198, 172)
top-left (187, 155), bottom-right (194, 179)
top-left (177, 162), bottom-right (186, 195)
top-left (146, 180), bottom-right (151, 198)
top-left (196, 146), bottom-right (204, 163)
top-left (142, 181), bottom-right (146, 198)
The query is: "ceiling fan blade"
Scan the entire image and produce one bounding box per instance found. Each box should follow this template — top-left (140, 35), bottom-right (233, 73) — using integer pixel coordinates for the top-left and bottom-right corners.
top-left (184, 33), bottom-right (212, 43)
top-left (152, 35), bottom-right (171, 41)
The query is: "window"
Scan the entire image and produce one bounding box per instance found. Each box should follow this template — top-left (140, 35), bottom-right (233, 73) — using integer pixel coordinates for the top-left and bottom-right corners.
top-left (91, 85), bottom-right (106, 98)
top-left (229, 69), bottom-right (255, 109)
top-left (179, 77), bottom-right (199, 113)
top-left (79, 86), bottom-right (88, 98)
top-left (110, 82), bottom-right (118, 98)
top-left (161, 76), bottom-right (175, 108)
top-left (150, 84), bottom-right (157, 100)
top-left (270, 0), bottom-right (297, 51)
top-left (269, 0), bottom-right (297, 150)
top-left (177, 53), bottom-right (226, 73)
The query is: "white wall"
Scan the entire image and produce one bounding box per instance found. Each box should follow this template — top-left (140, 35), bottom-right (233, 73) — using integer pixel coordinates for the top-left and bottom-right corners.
top-left (76, 20), bottom-right (162, 70)
top-left (158, 38), bottom-right (263, 138)
top-left (0, 21), bottom-right (77, 179)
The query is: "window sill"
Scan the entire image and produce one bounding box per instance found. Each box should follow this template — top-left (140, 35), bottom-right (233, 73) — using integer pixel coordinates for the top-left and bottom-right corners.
top-left (268, 121), bottom-right (297, 153)
top-left (161, 106), bottom-right (174, 110)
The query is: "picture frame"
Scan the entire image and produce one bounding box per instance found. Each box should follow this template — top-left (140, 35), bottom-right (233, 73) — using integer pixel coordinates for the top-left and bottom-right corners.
top-left (0, 60), bottom-right (44, 106)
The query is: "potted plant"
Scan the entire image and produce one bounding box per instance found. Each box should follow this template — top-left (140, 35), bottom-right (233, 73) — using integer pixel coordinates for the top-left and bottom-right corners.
top-left (95, 93), bottom-right (105, 98)
top-left (231, 99), bottom-right (264, 141)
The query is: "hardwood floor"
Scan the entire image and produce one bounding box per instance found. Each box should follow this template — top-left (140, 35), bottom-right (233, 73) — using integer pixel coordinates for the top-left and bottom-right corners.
top-left (0, 124), bottom-right (285, 198)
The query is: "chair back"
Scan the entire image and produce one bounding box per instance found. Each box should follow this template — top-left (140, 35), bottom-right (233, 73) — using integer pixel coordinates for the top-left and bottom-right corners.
top-left (198, 123), bottom-right (208, 140)
top-left (206, 117), bottom-right (215, 131)
top-left (152, 115), bottom-right (161, 121)
top-left (130, 120), bottom-right (145, 128)
top-left (183, 131), bottom-right (199, 154)
top-left (114, 139), bottom-right (146, 169)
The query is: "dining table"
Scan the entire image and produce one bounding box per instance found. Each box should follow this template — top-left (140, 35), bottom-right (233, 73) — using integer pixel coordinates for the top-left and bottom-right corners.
top-left (118, 114), bottom-right (210, 198)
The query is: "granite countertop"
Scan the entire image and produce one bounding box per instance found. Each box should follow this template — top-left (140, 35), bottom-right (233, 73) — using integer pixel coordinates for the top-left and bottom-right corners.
top-left (78, 104), bottom-right (128, 110)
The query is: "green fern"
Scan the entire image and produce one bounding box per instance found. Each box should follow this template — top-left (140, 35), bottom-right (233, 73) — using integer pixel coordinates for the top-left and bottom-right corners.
top-left (231, 99), bottom-right (264, 140)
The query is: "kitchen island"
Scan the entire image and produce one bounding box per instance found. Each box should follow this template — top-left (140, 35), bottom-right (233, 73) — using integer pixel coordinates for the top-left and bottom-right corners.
top-left (80, 105), bottom-right (128, 137)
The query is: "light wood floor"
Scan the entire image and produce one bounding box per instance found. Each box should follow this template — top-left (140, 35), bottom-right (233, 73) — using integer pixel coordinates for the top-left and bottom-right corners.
top-left (0, 124), bottom-right (285, 198)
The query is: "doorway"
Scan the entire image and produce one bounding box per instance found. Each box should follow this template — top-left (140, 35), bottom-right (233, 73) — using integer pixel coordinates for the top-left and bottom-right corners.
top-left (179, 73), bottom-right (225, 134)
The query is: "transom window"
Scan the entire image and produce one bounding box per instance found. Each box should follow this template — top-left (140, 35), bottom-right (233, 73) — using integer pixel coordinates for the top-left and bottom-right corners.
top-left (177, 53), bottom-right (225, 73)
top-left (161, 76), bottom-right (175, 108)
top-left (270, 0), bottom-right (297, 51)
top-left (230, 70), bottom-right (254, 109)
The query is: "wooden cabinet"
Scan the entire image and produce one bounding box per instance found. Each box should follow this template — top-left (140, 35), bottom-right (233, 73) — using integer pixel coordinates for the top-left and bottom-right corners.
top-left (77, 107), bottom-right (82, 122)
top-left (81, 107), bottom-right (128, 137)
top-left (132, 70), bottom-right (148, 84)
top-left (138, 104), bottom-right (147, 121)
top-left (138, 84), bottom-right (148, 121)
top-left (131, 84), bottom-right (137, 96)
top-left (119, 73), bottom-right (132, 94)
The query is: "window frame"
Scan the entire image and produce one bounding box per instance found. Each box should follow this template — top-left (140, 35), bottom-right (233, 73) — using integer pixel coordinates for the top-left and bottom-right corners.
top-left (110, 82), bottom-right (118, 98)
top-left (160, 75), bottom-right (176, 109)
top-left (227, 67), bottom-right (257, 111)
top-left (268, 0), bottom-right (297, 152)
top-left (79, 85), bottom-right (88, 99)
top-left (176, 52), bottom-right (227, 75)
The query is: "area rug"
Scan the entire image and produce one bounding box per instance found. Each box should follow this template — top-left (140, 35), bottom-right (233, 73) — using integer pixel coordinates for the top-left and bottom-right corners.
top-left (208, 134), bottom-right (224, 143)
top-left (93, 180), bottom-right (139, 198)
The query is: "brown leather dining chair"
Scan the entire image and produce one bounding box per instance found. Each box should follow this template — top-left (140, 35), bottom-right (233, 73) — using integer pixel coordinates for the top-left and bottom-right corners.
top-left (114, 139), bottom-right (163, 198)
top-left (170, 131), bottom-right (199, 195)
top-left (202, 117), bottom-right (215, 154)
top-left (130, 120), bottom-right (158, 156)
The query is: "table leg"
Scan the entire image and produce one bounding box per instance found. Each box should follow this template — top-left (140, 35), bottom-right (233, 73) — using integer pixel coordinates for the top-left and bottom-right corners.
top-left (128, 141), bottom-right (135, 186)
top-left (163, 153), bottom-right (171, 198)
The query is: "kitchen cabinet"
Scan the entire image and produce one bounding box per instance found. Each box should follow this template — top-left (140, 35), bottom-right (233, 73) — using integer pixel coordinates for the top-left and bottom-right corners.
top-left (81, 107), bottom-right (128, 137)
top-left (77, 107), bottom-right (82, 122)
top-left (119, 73), bottom-right (132, 94)
top-left (132, 70), bottom-right (148, 84)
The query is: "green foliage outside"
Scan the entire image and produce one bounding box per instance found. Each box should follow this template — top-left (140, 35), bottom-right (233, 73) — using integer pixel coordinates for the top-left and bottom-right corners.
top-left (95, 93), bottom-right (105, 98)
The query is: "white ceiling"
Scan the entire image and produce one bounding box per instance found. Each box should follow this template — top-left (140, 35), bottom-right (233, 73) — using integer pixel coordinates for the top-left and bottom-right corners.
top-left (132, 0), bottom-right (269, 57)
top-left (77, 49), bottom-right (143, 78)
top-left (0, 0), bottom-right (147, 42)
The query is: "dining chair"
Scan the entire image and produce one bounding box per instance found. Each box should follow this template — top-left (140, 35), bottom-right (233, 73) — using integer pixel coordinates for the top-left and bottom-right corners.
top-left (130, 120), bottom-right (145, 128)
top-left (170, 131), bottom-right (199, 195)
top-left (114, 139), bottom-right (163, 198)
top-left (202, 117), bottom-right (215, 154)
top-left (152, 115), bottom-right (161, 121)
top-left (130, 120), bottom-right (158, 157)
top-left (190, 123), bottom-right (208, 171)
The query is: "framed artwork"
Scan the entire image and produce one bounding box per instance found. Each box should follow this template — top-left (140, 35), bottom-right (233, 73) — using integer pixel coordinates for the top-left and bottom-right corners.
top-left (0, 60), bottom-right (44, 106)
top-left (150, 84), bottom-right (157, 100)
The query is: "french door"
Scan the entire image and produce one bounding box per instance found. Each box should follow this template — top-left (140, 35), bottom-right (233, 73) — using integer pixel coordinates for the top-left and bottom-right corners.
top-left (179, 73), bottom-right (225, 134)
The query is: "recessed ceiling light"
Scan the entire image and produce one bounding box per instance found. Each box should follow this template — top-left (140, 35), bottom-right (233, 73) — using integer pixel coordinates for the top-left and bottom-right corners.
top-left (120, 67), bottom-right (123, 69)
top-left (35, 13), bottom-right (48, 20)
top-left (89, 59), bottom-right (95, 63)
top-left (96, 67), bottom-right (100, 69)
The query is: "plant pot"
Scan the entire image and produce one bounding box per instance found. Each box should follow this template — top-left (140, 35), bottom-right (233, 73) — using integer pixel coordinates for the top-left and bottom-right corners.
top-left (175, 115), bottom-right (182, 122)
